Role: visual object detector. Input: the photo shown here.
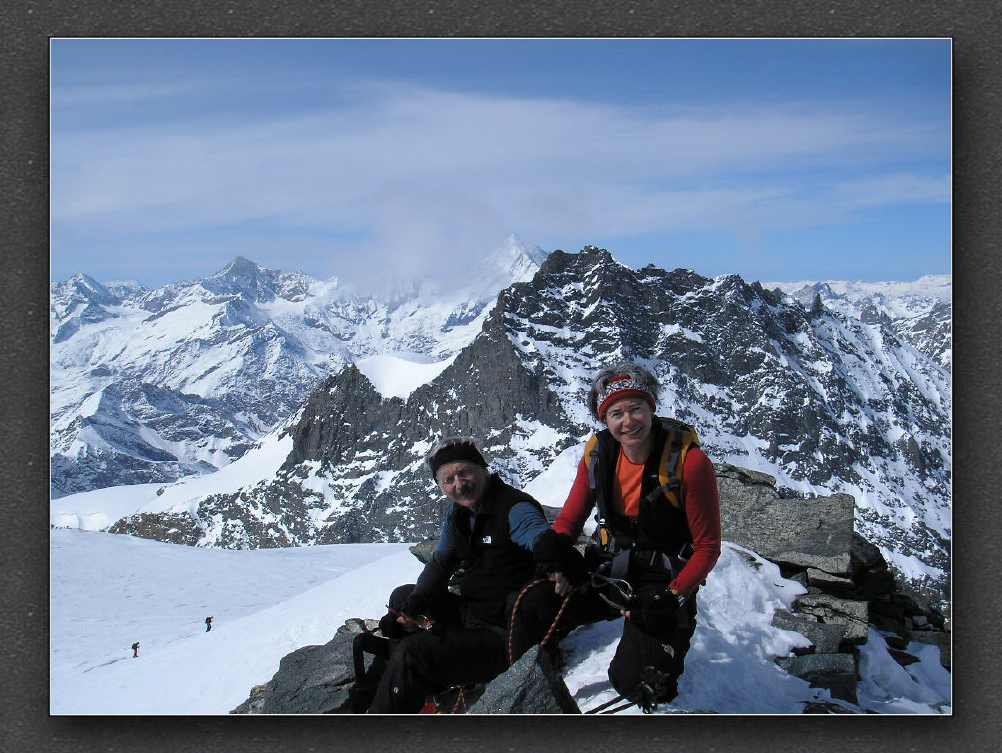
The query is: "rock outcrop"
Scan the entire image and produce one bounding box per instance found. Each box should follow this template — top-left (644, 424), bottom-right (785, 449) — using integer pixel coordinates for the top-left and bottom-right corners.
top-left (231, 618), bottom-right (378, 714)
top-left (717, 463), bottom-right (855, 575)
top-left (467, 646), bottom-right (580, 714)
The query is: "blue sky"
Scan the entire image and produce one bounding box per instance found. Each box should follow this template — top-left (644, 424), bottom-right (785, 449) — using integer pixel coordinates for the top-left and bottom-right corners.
top-left (51, 38), bottom-right (950, 290)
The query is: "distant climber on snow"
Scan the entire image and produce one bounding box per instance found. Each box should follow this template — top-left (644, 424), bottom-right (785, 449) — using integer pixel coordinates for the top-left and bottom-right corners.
top-left (508, 362), bottom-right (722, 712)
top-left (131, 641), bottom-right (140, 658)
top-left (364, 436), bottom-right (551, 713)
top-left (205, 616), bottom-right (213, 632)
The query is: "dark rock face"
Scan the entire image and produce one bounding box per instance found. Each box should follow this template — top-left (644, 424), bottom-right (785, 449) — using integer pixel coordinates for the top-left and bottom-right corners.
top-left (467, 646), bottom-right (580, 714)
top-left (109, 512), bottom-right (200, 546)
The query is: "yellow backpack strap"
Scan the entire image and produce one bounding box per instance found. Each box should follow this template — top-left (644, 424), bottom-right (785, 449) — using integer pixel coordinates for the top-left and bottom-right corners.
top-left (583, 434), bottom-right (600, 484)
top-left (657, 426), bottom-right (699, 509)
top-left (583, 434), bottom-right (613, 549)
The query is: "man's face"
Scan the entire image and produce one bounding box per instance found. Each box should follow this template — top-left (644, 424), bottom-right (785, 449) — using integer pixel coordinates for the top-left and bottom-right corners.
top-left (436, 461), bottom-right (487, 508)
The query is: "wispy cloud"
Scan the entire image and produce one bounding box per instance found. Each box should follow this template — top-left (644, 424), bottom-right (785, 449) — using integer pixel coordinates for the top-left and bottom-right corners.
top-left (52, 81), bottom-right (204, 107)
top-left (52, 81), bottom-right (948, 288)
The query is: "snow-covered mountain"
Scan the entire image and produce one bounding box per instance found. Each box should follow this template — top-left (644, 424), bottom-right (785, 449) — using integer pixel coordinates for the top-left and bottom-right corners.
top-left (60, 247), bottom-right (951, 608)
top-left (765, 275), bottom-right (952, 369)
top-left (49, 235), bottom-right (548, 497)
top-left (50, 529), bottom-right (950, 714)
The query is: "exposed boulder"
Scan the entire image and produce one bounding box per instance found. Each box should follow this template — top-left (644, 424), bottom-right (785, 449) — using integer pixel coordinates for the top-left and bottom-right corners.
top-left (793, 594), bottom-right (869, 643)
top-left (772, 609), bottom-right (850, 654)
top-left (409, 539), bottom-right (437, 565)
top-left (467, 646), bottom-right (580, 714)
top-left (716, 464), bottom-right (855, 575)
top-left (777, 653), bottom-right (858, 704)
top-left (231, 619), bottom-right (377, 714)
top-left (806, 568), bottom-right (856, 595)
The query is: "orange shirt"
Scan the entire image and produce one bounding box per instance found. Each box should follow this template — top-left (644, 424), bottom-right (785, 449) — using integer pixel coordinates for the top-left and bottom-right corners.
top-left (613, 448), bottom-right (645, 518)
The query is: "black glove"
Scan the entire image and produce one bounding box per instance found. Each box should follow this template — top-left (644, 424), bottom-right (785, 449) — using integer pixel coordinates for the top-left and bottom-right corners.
top-left (533, 530), bottom-right (589, 585)
top-left (628, 585), bottom-right (682, 635)
top-left (378, 611), bottom-right (406, 639)
top-left (400, 589), bottom-right (434, 620)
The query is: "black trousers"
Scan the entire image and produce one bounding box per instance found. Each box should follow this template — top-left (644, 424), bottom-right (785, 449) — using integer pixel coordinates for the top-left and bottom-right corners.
top-left (508, 578), bottom-right (699, 705)
top-left (367, 585), bottom-right (509, 714)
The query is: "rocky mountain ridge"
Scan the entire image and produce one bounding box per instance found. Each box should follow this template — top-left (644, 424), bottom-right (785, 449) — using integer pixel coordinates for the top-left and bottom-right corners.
top-left (768, 277), bottom-right (952, 368)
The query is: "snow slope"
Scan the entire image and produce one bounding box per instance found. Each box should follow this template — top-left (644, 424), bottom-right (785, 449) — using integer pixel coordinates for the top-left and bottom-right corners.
top-left (51, 529), bottom-right (419, 714)
top-left (51, 420), bottom-right (297, 525)
top-left (355, 353), bottom-right (458, 400)
top-left (50, 531), bottom-right (950, 715)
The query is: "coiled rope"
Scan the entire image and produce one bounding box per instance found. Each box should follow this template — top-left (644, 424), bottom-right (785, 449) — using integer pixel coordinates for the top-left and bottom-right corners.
top-left (507, 578), bottom-right (574, 666)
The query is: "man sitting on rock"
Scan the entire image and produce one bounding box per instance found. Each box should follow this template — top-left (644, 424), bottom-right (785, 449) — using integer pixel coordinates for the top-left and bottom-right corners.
top-left (366, 436), bottom-right (551, 713)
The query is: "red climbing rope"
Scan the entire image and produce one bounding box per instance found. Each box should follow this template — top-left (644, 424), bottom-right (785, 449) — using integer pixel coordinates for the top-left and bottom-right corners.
top-left (507, 578), bottom-right (574, 666)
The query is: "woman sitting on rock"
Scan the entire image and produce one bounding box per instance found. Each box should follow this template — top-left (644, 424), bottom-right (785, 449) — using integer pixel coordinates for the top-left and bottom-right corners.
top-left (511, 362), bottom-right (722, 711)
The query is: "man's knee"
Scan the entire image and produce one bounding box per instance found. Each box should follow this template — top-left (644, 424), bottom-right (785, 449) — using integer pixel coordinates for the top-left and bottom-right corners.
top-left (515, 580), bottom-right (562, 619)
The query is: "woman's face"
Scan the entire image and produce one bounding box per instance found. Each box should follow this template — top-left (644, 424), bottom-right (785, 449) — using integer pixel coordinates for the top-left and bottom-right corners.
top-left (604, 397), bottom-right (654, 452)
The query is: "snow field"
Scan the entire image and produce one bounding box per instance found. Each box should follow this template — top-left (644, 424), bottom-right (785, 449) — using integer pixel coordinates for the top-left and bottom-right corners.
top-left (51, 529), bottom-right (420, 714)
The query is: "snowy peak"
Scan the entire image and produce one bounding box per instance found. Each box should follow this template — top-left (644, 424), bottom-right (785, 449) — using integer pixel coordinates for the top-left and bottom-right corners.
top-left (202, 256), bottom-right (319, 303)
top-left (462, 234), bottom-right (550, 300)
top-left (51, 273), bottom-right (118, 306)
top-left (493, 233), bottom-right (549, 282)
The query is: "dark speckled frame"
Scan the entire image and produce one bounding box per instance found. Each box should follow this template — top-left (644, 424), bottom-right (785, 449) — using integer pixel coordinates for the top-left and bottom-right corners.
top-left (4, 3), bottom-right (998, 751)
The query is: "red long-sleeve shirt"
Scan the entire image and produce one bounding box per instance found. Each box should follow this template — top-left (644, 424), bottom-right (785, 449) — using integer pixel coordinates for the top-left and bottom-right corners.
top-left (553, 446), bottom-right (722, 595)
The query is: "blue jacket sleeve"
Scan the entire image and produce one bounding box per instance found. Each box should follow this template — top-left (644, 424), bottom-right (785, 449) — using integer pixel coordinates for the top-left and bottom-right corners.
top-left (413, 506), bottom-right (459, 598)
top-left (509, 501), bottom-right (551, 552)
